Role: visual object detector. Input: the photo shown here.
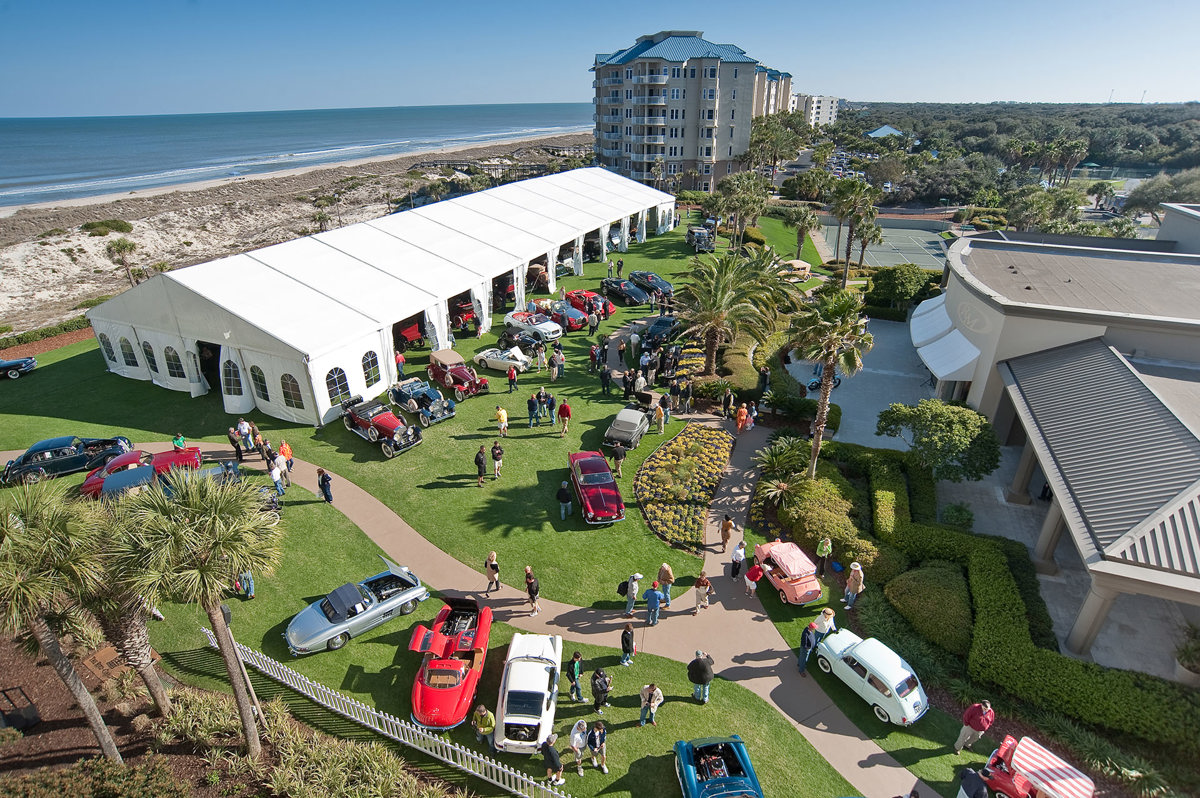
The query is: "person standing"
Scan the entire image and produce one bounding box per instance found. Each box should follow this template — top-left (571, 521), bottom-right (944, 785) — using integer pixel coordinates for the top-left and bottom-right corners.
top-left (491, 441), bottom-right (504, 479)
top-left (484, 551), bottom-right (501, 593)
top-left (607, 259), bottom-right (614, 278)
top-left (683, 380), bottom-right (694, 414)
top-left (629, 330), bottom-right (641, 363)
top-left (279, 439), bottom-right (293, 473)
top-left (687, 650), bottom-right (715, 704)
top-left (545, 392), bottom-right (557, 425)
top-left (600, 365), bottom-right (612, 395)
top-left (719, 515), bottom-right (734, 553)
top-left (568, 718), bottom-right (589, 776)
top-left (472, 704), bottom-right (496, 752)
top-left (540, 734), bottom-right (566, 786)
top-left (616, 258), bottom-right (624, 278)
top-left (638, 683), bottom-right (663, 727)
top-left (747, 401), bottom-right (758, 430)
top-left (527, 393), bottom-right (538, 429)
top-left (586, 721), bottom-right (608, 774)
top-left (566, 651), bottom-right (584, 703)
top-left (693, 571), bottom-right (713, 614)
top-left (954, 700), bottom-right (995, 755)
top-left (172, 432), bottom-right (187, 452)
top-left (268, 461), bottom-right (286, 497)
top-left (610, 441), bottom-right (627, 478)
top-left (744, 561), bottom-right (764, 596)
top-left (494, 405), bottom-right (508, 437)
top-left (814, 607), bottom-right (837, 643)
top-left (669, 379), bottom-right (681, 412)
top-left (507, 365), bottom-right (518, 393)
top-left (798, 621), bottom-right (819, 676)
top-left (238, 570), bottom-right (255, 599)
top-left (619, 622), bottom-right (635, 666)
top-left (590, 668), bottom-right (612, 714)
top-left (623, 572), bottom-right (642, 617)
top-left (843, 561), bottom-right (865, 609)
top-left (735, 403), bottom-right (749, 433)
top-left (535, 343), bottom-right (547, 372)
top-left (475, 446), bottom-right (487, 488)
top-left (721, 388), bottom-right (735, 420)
top-left (657, 562), bottom-right (675, 608)
top-left (588, 312), bottom-right (599, 337)
top-left (525, 565), bottom-right (541, 616)
top-left (588, 343), bottom-right (598, 373)
top-left (639, 350), bottom-right (652, 379)
top-left (274, 451), bottom-right (292, 488)
top-left (654, 402), bottom-right (665, 433)
top-left (226, 427), bottom-right (244, 462)
top-left (642, 580), bottom-right (664, 626)
top-left (557, 399), bottom-right (572, 438)
top-left (317, 468), bottom-right (333, 503)
top-left (236, 418), bottom-right (252, 449)
top-left (815, 537), bottom-right (832, 579)
top-left (731, 540), bottom-right (746, 579)
top-left (556, 481), bottom-right (573, 520)
top-left (959, 769), bottom-right (988, 798)
top-left (536, 387), bottom-right (548, 425)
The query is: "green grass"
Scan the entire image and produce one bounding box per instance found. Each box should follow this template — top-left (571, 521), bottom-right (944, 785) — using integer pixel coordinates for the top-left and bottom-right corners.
top-left (757, 216), bottom-right (829, 273)
top-left (147, 485), bottom-right (856, 798)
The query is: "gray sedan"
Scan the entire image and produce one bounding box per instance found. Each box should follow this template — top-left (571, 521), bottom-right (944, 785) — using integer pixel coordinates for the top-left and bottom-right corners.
top-left (604, 405), bottom-right (651, 449)
top-left (284, 557), bottom-right (429, 655)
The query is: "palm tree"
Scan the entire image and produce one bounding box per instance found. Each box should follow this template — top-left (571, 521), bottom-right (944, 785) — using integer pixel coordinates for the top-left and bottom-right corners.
top-left (855, 221), bottom-right (884, 269)
top-left (1060, 138), bottom-right (1090, 186)
top-left (836, 183), bottom-right (879, 289)
top-left (676, 252), bottom-right (778, 375)
top-left (780, 205), bottom-right (823, 260)
top-left (122, 472), bottom-right (283, 759)
top-left (829, 178), bottom-right (861, 271)
top-left (0, 483), bottom-right (122, 762)
top-left (787, 290), bottom-right (874, 478)
top-left (1089, 180), bottom-right (1116, 209)
top-left (311, 211), bottom-right (332, 232)
top-left (105, 237), bottom-right (138, 288)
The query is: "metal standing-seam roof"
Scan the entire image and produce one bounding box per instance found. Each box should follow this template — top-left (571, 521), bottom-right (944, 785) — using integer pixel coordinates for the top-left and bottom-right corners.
top-left (594, 34), bottom-right (758, 67)
top-left (1001, 338), bottom-right (1200, 577)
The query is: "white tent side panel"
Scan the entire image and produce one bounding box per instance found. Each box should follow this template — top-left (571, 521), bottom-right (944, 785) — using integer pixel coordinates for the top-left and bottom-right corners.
top-left (237, 347), bottom-right (318, 426)
top-left (219, 345), bottom-right (256, 415)
top-left (306, 328), bottom-right (394, 425)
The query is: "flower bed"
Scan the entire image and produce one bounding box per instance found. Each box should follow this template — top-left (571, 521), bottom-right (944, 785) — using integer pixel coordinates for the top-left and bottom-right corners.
top-left (635, 423), bottom-right (734, 550)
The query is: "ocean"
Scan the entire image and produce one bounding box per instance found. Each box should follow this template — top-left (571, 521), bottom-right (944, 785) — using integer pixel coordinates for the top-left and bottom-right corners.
top-left (0, 103), bottom-right (593, 207)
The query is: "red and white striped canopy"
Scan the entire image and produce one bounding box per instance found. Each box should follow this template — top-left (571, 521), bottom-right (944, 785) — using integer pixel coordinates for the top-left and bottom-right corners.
top-left (1011, 737), bottom-right (1094, 798)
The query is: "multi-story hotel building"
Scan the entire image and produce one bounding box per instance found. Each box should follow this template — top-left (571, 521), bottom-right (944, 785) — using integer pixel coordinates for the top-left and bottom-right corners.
top-left (591, 31), bottom-right (791, 192)
top-left (790, 93), bottom-right (840, 128)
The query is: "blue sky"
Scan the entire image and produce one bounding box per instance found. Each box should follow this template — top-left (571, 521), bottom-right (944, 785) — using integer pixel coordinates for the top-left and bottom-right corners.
top-left (1, 0), bottom-right (1196, 117)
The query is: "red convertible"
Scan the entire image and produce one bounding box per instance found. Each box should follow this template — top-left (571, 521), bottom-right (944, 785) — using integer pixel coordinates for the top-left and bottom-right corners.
top-left (341, 396), bottom-right (422, 459)
top-left (409, 597), bottom-right (493, 731)
top-left (565, 289), bottom-right (615, 317)
top-left (568, 451), bottom-right (625, 524)
top-left (79, 447), bottom-right (202, 498)
top-left (427, 350), bottom-right (489, 401)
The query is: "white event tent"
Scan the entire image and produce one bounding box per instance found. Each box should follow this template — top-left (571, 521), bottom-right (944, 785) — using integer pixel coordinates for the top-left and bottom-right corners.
top-left (86, 168), bottom-right (676, 426)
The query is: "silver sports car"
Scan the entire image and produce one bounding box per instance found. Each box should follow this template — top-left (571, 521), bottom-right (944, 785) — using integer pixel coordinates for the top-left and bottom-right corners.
top-left (284, 557), bottom-right (429, 655)
top-left (473, 346), bottom-right (532, 373)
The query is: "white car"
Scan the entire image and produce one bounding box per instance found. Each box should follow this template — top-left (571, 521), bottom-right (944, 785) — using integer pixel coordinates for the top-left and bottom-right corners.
top-left (503, 311), bottom-right (562, 341)
top-left (815, 630), bottom-right (928, 726)
top-left (473, 346), bottom-right (532, 373)
top-left (494, 632), bottom-right (562, 754)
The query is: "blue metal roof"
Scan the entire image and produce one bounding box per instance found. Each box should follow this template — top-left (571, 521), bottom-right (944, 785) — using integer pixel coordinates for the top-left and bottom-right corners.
top-left (594, 34), bottom-right (759, 67)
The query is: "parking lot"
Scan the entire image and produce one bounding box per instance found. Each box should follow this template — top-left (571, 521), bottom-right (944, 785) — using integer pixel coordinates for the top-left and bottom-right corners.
top-left (820, 224), bottom-right (947, 270)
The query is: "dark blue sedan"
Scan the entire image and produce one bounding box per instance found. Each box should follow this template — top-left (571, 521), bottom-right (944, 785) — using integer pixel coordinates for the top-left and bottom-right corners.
top-left (1, 356), bottom-right (36, 380)
top-left (600, 278), bottom-right (649, 306)
top-left (674, 735), bottom-right (763, 798)
top-left (629, 270), bottom-right (674, 297)
top-left (3, 435), bottom-right (133, 485)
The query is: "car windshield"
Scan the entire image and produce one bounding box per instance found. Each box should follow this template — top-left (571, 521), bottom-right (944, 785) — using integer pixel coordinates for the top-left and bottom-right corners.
top-left (423, 665), bottom-right (465, 689)
top-left (505, 690), bottom-right (544, 718)
top-left (580, 472), bottom-right (614, 486)
top-left (895, 674), bottom-right (920, 698)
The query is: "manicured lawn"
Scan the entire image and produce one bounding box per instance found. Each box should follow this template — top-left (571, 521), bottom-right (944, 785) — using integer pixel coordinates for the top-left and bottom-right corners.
top-left (757, 216), bottom-right (829, 273)
top-left (148, 484), bottom-right (857, 798)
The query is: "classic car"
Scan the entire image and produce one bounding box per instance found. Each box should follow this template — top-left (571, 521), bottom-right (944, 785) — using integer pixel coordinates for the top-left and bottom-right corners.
top-left (3, 435), bottom-right (133, 485)
top-left (496, 328), bottom-right (542, 355)
top-left (568, 451), bottom-right (625, 524)
top-left (981, 735), bottom-right (1095, 798)
top-left (388, 378), bottom-right (456, 427)
top-left (340, 396), bottom-right (423, 458)
top-left (753, 540), bottom-right (822, 606)
top-left (565, 289), bottom-right (615, 317)
top-left (494, 633), bottom-right (563, 754)
top-left (642, 315), bottom-right (681, 348)
top-left (1, 356), bottom-right (37, 380)
top-left (100, 460), bottom-right (241, 499)
top-left (285, 557), bottom-right (429, 655)
top-left (492, 273), bottom-right (516, 309)
top-left (628, 270), bottom-right (674, 297)
top-left (603, 404), bottom-right (652, 450)
top-left (80, 446), bottom-right (202, 498)
top-left (674, 735), bottom-right (764, 798)
top-left (815, 630), bottom-right (929, 726)
top-left (473, 346), bottom-right (532, 373)
top-left (409, 597), bottom-right (494, 731)
top-left (427, 350), bottom-right (490, 401)
top-left (503, 311), bottom-right (562, 341)
top-left (600, 278), bottom-right (649, 306)
top-left (532, 299), bottom-right (587, 332)
top-left (394, 313), bottom-right (426, 352)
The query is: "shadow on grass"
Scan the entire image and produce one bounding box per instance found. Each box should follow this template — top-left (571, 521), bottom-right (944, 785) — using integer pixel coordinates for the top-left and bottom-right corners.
top-left (598, 751), bottom-right (675, 796)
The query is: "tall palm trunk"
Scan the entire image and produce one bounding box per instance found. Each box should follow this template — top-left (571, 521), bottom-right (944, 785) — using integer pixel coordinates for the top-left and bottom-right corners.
top-left (796, 230), bottom-right (805, 260)
top-left (806, 357), bottom-right (837, 479)
top-left (95, 607), bottom-right (172, 717)
top-left (29, 615), bottom-right (122, 763)
top-left (842, 219), bottom-right (857, 290)
top-left (205, 600), bottom-right (262, 759)
top-left (833, 222), bottom-right (844, 270)
top-left (703, 328), bottom-right (720, 375)
top-left (858, 241), bottom-right (868, 269)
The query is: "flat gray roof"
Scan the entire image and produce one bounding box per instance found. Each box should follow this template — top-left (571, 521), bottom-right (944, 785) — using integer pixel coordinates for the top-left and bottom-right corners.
top-left (957, 238), bottom-right (1200, 321)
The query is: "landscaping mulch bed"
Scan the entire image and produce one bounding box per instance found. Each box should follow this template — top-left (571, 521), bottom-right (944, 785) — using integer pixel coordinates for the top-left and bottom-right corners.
top-left (0, 325), bottom-right (94, 359)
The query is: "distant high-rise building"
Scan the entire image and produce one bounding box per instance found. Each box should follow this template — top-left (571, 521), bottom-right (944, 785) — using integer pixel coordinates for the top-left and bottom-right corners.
top-left (591, 30), bottom-right (791, 192)
top-left (790, 94), bottom-right (840, 128)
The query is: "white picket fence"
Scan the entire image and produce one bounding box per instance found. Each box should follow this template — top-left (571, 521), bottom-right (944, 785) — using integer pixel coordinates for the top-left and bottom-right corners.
top-left (201, 628), bottom-right (572, 798)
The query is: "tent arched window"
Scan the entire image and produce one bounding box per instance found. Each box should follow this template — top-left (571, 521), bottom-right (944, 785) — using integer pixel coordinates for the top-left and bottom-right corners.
top-left (222, 360), bottom-right (243, 396)
top-left (164, 347), bottom-right (185, 378)
top-left (362, 351), bottom-right (381, 388)
top-left (250, 366), bottom-right (270, 401)
top-left (119, 337), bottom-right (138, 367)
top-left (98, 334), bottom-right (116, 362)
top-left (326, 367), bottom-right (351, 405)
top-left (281, 374), bottom-right (304, 408)
top-left (142, 342), bottom-right (158, 373)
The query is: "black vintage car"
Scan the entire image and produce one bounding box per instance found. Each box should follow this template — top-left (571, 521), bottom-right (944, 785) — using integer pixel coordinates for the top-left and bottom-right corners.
top-left (497, 327), bottom-right (547, 354)
top-left (628, 270), bottom-right (673, 297)
top-left (600, 278), bottom-right (650, 306)
top-left (3, 435), bottom-right (133, 485)
top-left (642, 315), bottom-right (681, 348)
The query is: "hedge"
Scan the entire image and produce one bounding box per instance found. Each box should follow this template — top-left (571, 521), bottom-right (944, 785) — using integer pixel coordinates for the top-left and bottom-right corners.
top-left (885, 562), bottom-right (973, 655)
top-left (720, 331), bottom-right (763, 403)
top-left (862, 305), bottom-right (908, 322)
top-left (0, 316), bottom-right (90, 351)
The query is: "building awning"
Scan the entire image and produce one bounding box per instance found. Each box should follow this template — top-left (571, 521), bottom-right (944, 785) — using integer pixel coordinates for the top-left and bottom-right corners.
top-left (910, 295), bottom-right (953, 348)
top-left (917, 329), bottom-right (980, 381)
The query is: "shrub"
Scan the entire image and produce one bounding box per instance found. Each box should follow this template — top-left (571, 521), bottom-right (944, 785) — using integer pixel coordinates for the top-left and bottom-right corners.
top-left (72, 295), bottom-right (113, 310)
top-left (720, 332), bottom-right (762, 402)
top-left (885, 561), bottom-right (973, 655)
top-left (0, 316), bottom-right (90, 351)
top-left (0, 756), bottom-right (188, 797)
top-left (941, 502), bottom-right (974, 530)
top-left (861, 304), bottom-right (908, 322)
top-left (0, 324), bottom-right (12, 335)
top-left (37, 228), bottom-right (67, 238)
top-left (674, 190), bottom-right (710, 205)
top-left (0, 726), bottom-right (21, 745)
top-left (636, 424), bottom-right (735, 549)
top-left (80, 219), bottom-right (133, 236)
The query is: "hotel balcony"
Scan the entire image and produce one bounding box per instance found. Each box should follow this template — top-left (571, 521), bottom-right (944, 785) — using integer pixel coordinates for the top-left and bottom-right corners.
top-left (631, 152), bottom-right (664, 163)
top-left (632, 96), bottom-right (667, 106)
top-left (602, 76), bottom-right (624, 86)
top-left (600, 113), bottom-right (622, 123)
top-left (630, 135), bottom-right (665, 145)
top-left (602, 131), bottom-right (622, 141)
top-left (631, 116), bottom-right (666, 126)
top-left (601, 147), bottom-right (622, 158)
top-left (631, 75), bottom-right (669, 84)
top-left (629, 169), bottom-right (655, 180)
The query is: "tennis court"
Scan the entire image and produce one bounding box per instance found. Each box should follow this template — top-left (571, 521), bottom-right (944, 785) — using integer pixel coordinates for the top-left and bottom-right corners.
top-left (820, 224), bottom-right (946, 270)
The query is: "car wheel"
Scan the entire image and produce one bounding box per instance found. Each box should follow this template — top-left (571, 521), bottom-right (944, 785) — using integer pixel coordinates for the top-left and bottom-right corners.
top-left (367, 426), bottom-right (380, 442)
top-left (418, 413), bottom-right (431, 428)
top-left (872, 704), bottom-right (891, 724)
top-left (426, 367), bottom-right (435, 380)
top-left (816, 655), bottom-right (832, 674)
top-left (416, 338), bottom-right (426, 349)
top-left (6, 369), bottom-right (20, 380)
top-left (407, 399), bottom-right (419, 413)
top-left (399, 599), bottom-right (417, 615)
top-left (381, 441), bottom-right (397, 459)
top-left (327, 633), bottom-right (349, 651)
top-left (454, 387), bottom-right (465, 402)
top-left (343, 415), bottom-right (354, 432)
top-left (779, 589), bottom-right (789, 604)
top-left (625, 296), bottom-right (634, 306)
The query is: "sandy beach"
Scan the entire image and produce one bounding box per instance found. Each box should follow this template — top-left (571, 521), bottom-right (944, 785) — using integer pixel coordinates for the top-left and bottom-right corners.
top-left (0, 131), bottom-right (592, 331)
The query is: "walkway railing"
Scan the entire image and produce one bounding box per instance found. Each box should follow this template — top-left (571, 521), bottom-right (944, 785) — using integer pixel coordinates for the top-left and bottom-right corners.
top-left (201, 628), bottom-right (572, 798)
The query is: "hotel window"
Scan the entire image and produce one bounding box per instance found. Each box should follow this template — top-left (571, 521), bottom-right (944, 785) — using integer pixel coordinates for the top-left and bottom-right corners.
top-left (670, 88), bottom-right (680, 100)
top-left (706, 109), bottom-right (714, 120)
top-left (670, 109), bottom-right (679, 120)
top-left (729, 146), bottom-right (733, 157)
top-left (730, 108), bottom-right (735, 119)
top-left (222, 360), bottom-right (243, 396)
top-left (119, 337), bottom-right (138, 367)
top-left (625, 126), bottom-right (631, 136)
top-left (671, 67), bottom-right (681, 78)
top-left (706, 67), bottom-right (717, 78)
top-left (250, 365), bottom-right (270, 401)
top-left (625, 68), bottom-right (632, 79)
top-left (281, 374), bottom-right (304, 408)
top-left (730, 126), bottom-right (735, 138)
top-left (705, 146), bottom-right (712, 157)
top-left (689, 68), bottom-right (696, 78)
top-left (733, 68), bottom-right (738, 78)
top-left (701, 181), bottom-right (709, 191)
top-left (728, 162), bottom-right (733, 173)
top-left (731, 89), bottom-right (736, 99)
top-left (667, 163), bottom-right (679, 174)
top-left (704, 128), bottom-right (713, 139)
top-left (705, 88), bottom-right (716, 100)
top-left (662, 67), bottom-right (668, 75)
top-left (702, 164), bottom-right (712, 174)
top-left (142, 342), bottom-right (158, 373)
top-left (625, 89), bottom-right (631, 99)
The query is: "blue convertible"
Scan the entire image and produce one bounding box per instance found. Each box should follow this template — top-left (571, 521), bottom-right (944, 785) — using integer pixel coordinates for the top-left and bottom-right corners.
top-left (388, 377), bottom-right (457, 428)
top-left (1, 356), bottom-right (36, 380)
top-left (674, 735), bottom-right (763, 798)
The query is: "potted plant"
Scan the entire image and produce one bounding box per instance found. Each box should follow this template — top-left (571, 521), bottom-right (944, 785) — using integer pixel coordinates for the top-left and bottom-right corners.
top-left (1175, 622), bottom-right (1200, 687)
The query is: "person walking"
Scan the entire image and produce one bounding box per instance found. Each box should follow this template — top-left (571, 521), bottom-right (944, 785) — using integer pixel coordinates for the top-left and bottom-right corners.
top-left (619, 622), bottom-right (635, 666)
top-left (654, 402), bottom-right (665, 433)
top-left (491, 441), bottom-right (504, 479)
top-left (236, 418), bottom-right (252, 449)
top-left (687, 650), bottom-right (715, 704)
top-left (843, 561), bottom-right (865, 609)
top-left (317, 468), bottom-right (333, 503)
top-left (798, 621), bottom-right (819, 676)
top-left (475, 446), bottom-right (487, 488)
top-left (683, 380), bottom-right (693, 414)
top-left (629, 330), bottom-right (641, 363)
top-left (484, 551), bottom-right (501, 593)
top-left (642, 581), bottom-right (664, 626)
top-left (226, 427), bottom-right (244, 462)
top-left (735, 403), bottom-right (749, 433)
top-left (556, 481), bottom-right (573, 520)
top-left (623, 572), bottom-right (642, 617)
top-left (693, 571), bottom-right (713, 614)
top-left (267, 461), bottom-right (285, 497)
top-left (472, 704), bottom-right (496, 751)
top-left (953, 700), bottom-right (995, 755)
top-left (588, 312), bottom-right (599, 337)
top-left (279, 439), bottom-right (293, 474)
top-left (600, 365), bottom-right (612, 395)
top-left (814, 607), bottom-right (837, 643)
top-left (525, 565), bottom-right (541, 616)
top-left (507, 365), bottom-right (518, 393)
top-left (610, 441), bottom-right (627, 478)
top-left (273, 451), bottom-right (291, 488)
top-left (719, 515), bottom-right (734, 553)
top-left (540, 734), bottom-right (566, 786)
top-left (815, 537), bottom-right (832, 579)
top-left (590, 668), bottom-right (612, 715)
top-left (237, 570), bottom-right (255, 599)
top-left (494, 405), bottom-right (508, 437)
top-left (731, 540), bottom-right (746, 579)
top-left (395, 350), bottom-right (406, 378)
top-left (657, 562), bottom-right (675, 608)
top-left (744, 561), bottom-right (764, 596)
top-left (568, 719), bottom-right (589, 776)
top-left (566, 651), bottom-right (584, 703)
top-left (557, 399), bottom-right (572, 438)
top-left (527, 393), bottom-right (538, 429)
top-left (638, 683), bottom-right (663, 727)
top-left (586, 721), bottom-right (609, 774)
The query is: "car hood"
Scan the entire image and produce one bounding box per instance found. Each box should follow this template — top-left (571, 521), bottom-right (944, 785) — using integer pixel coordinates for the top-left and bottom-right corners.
top-left (581, 482), bottom-right (623, 517)
top-left (285, 602), bottom-right (336, 651)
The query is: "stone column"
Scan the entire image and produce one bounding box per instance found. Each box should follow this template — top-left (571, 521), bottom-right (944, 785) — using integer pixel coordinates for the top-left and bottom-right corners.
top-left (1005, 440), bottom-right (1037, 505)
top-left (1065, 582), bottom-right (1118, 656)
top-left (637, 209), bottom-right (647, 243)
top-left (1033, 500), bottom-right (1064, 575)
top-left (619, 216), bottom-right (630, 252)
top-left (573, 235), bottom-right (584, 276)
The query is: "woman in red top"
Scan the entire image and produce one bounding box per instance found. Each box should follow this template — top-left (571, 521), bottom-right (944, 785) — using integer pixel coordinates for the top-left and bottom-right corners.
top-left (743, 562), bottom-right (764, 596)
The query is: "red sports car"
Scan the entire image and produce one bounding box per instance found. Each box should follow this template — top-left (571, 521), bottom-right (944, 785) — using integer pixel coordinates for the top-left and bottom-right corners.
top-left (79, 447), bottom-right (202, 498)
top-left (565, 289), bottom-right (615, 317)
top-left (409, 597), bottom-right (494, 731)
top-left (568, 451), bottom-right (626, 524)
